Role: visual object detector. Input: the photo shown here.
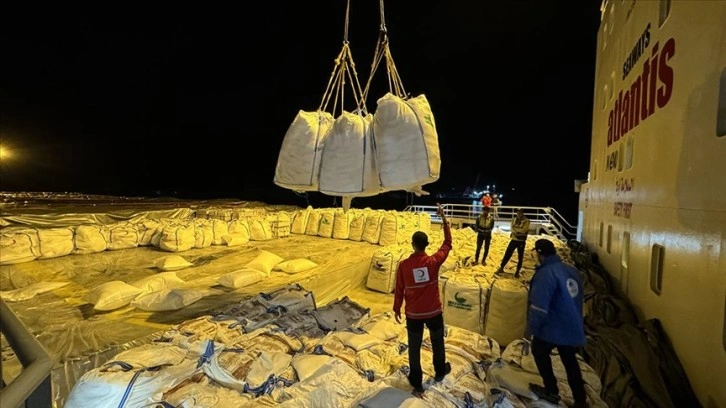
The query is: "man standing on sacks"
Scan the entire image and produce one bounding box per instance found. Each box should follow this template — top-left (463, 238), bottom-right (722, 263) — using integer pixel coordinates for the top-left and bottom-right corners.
top-left (527, 239), bottom-right (588, 408)
top-left (472, 205), bottom-right (495, 266)
top-left (393, 204), bottom-right (453, 397)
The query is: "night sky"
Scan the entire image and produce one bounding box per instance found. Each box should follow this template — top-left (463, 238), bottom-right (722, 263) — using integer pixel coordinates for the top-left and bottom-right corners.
top-left (0, 2), bottom-right (602, 221)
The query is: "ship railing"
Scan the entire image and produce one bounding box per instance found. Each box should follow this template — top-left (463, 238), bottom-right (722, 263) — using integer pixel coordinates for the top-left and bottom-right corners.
top-left (0, 300), bottom-right (54, 408)
top-left (403, 203), bottom-right (577, 241)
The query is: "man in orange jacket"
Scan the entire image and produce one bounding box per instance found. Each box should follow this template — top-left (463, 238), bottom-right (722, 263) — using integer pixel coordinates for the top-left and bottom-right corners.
top-left (481, 193), bottom-right (492, 207)
top-left (394, 204), bottom-right (453, 396)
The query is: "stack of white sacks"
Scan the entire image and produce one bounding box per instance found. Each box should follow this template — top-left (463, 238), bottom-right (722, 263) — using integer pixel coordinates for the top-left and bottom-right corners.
top-left (0, 205), bottom-right (434, 313)
top-left (0, 206), bottom-right (428, 266)
top-left (65, 284), bottom-right (607, 408)
top-left (288, 206), bottom-right (430, 246)
top-left (1, 233), bottom-right (319, 314)
top-left (78, 248), bottom-right (320, 313)
top-left (6, 204), bottom-right (609, 406)
top-left (0, 209), bottom-right (293, 265)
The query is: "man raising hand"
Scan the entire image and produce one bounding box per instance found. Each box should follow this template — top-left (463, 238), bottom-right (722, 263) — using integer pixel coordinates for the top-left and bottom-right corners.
top-left (393, 204), bottom-right (453, 397)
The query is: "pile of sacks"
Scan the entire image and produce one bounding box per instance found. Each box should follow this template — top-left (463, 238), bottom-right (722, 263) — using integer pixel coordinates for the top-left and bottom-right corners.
top-left (68, 250), bottom-right (317, 313)
top-left (0, 204), bottom-right (434, 265)
top-left (288, 206), bottom-right (431, 246)
top-left (65, 284), bottom-right (607, 408)
top-left (0, 210), bottom-right (292, 265)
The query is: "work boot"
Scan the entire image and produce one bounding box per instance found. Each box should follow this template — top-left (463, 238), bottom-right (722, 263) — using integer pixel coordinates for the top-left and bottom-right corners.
top-left (472, 261), bottom-right (479, 266)
top-left (495, 267), bottom-right (505, 276)
top-left (482, 260), bottom-right (487, 266)
top-left (529, 383), bottom-right (560, 404)
top-left (408, 375), bottom-right (424, 395)
top-left (514, 270), bottom-right (521, 279)
top-left (434, 362), bottom-right (451, 382)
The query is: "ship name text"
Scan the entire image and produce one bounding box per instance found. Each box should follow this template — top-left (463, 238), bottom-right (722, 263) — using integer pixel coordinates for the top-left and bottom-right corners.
top-left (607, 33), bottom-right (676, 147)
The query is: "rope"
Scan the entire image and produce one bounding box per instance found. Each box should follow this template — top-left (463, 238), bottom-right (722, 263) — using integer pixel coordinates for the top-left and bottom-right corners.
top-left (361, 0), bottom-right (407, 101)
top-left (344, 0), bottom-right (351, 42)
top-left (345, 47), bottom-right (367, 113)
top-left (361, 30), bottom-right (387, 101)
top-left (318, 46), bottom-right (347, 111)
top-left (317, 0), bottom-right (368, 116)
top-left (385, 45), bottom-right (407, 97)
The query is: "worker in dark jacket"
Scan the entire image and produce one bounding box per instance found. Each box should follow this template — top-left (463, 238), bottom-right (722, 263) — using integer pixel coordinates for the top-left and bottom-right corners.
top-left (393, 204), bottom-right (452, 397)
top-left (472, 206), bottom-right (495, 266)
top-left (527, 239), bottom-right (587, 408)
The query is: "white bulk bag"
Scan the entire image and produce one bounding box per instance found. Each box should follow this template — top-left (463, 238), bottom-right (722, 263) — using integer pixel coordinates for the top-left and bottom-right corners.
top-left (305, 209), bottom-right (322, 236)
top-left (249, 219), bottom-right (273, 241)
top-left (210, 219), bottom-right (229, 246)
top-left (135, 218), bottom-right (161, 247)
top-left (266, 212), bottom-right (291, 238)
top-left (366, 246), bottom-right (408, 294)
top-left (332, 209), bottom-right (353, 240)
top-left (442, 274), bottom-right (492, 334)
top-left (362, 210), bottom-right (385, 244)
top-left (193, 218), bottom-right (214, 248)
top-left (317, 209), bottom-right (335, 238)
top-left (0, 228), bottom-right (40, 265)
top-left (274, 110), bottom-right (334, 191)
top-left (107, 222), bottom-right (139, 250)
top-left (484, 278), bottom-right (529, 348)
top-left (227, 219), bottom-right (251, 240)
top-left (291, 207), bottom-right (312, 235)
top-left (73, 224), bottom-right (109, 255)
top-left (158, 221), bottom-right (195, 252)
top-left (37, 227), bottom-right (75, 259)
top-left (65, 343), bottom-right (197, 408)
top-left (319, 111), bottom-right (381, 197)
top-left (378, 211), bottom-right (413, 247)
top-left (348, 211), bottom-right (367, 242)
top-left (372, 93), bottom-right (440, 191)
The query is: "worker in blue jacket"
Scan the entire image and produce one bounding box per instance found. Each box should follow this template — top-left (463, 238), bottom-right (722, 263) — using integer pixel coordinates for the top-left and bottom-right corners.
top-left (527, 239), bottom-right (587, 408)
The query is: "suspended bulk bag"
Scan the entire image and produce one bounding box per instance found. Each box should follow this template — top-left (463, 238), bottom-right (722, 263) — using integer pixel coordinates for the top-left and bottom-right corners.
top-left (319, 112), bottom-right (381, 197)
top-left (372, 93), bottom-right (441, 191)
top-left (274, 110), bottom-right (334, 191)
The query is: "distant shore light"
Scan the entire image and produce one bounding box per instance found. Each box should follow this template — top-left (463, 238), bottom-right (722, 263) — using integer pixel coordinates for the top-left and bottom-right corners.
top-left (0, 144), bottom-right (11, 160)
